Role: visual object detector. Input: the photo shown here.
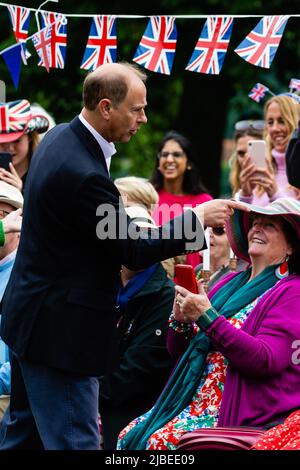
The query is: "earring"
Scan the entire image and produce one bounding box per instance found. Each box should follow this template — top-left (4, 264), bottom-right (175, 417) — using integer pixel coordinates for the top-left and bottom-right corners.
top-left (275, 255), bottom-right (289, 279)
top-left (187, 166), bottom-right (192, 170)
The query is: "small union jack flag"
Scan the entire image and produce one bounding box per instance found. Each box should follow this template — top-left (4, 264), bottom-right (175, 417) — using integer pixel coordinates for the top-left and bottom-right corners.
top-left (248, 83), bottom-right (270, 103)
top-left (81, 16), bottom-right (117, 71)
top-left (235, 15), bottom-right (289, 69)
top-left (185, 16), bottom-right (233, 75)
top-left (289, 78), bottom-right (300, 92)
top-left (39, 12), bottom-right (67, 69)
top-left (133, 16), bottom-right (177, 75)
top-left (32, 25), bottom-right (53, 72)
top-left (6, 5), bottom-right (31, 64)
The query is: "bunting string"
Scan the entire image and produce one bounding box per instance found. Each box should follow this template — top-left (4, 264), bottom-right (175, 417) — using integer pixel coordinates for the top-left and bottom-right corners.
top-left (1, 2), bottom-right (300, 90)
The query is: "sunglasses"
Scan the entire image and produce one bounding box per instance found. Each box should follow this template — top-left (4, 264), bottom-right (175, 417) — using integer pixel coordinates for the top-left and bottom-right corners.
top-left (234, 120), bottom-right (265, 132)
top-left (212, 227), bottom-right (226, 236)
top-left (158, 151), bottom-right (185, 159)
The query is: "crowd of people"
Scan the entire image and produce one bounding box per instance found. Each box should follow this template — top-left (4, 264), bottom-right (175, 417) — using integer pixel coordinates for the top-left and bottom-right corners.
top-left (0, 61), bottom-right (300, 451)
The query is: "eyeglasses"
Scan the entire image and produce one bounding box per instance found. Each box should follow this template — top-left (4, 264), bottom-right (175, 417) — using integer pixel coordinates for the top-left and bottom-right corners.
top-left (212, 227), bottom-right (226, 236)
top-left (0, 209), bottom-right (11, 219)
top-left (234, 120), bottom-right (265, 131)
top-left (158, 151), bottom-right (185, 159)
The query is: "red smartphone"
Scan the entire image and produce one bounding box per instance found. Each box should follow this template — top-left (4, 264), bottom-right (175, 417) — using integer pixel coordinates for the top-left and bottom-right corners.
top-left (175, 264), bottom-right (198, 294)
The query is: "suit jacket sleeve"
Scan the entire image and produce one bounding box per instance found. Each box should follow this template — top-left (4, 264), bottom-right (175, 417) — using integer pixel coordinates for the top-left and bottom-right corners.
top-left (75, 173), bottom-right (205, 270)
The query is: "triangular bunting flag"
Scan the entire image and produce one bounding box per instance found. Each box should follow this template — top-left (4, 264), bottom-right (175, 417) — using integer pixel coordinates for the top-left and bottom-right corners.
top-left (32, 25), bottom-right (53, 72)
top-left (6, 5), bottom-right (31, 65)
top-left (81, 16), bottom-right (117, 71)
top-left (1, 43), bottom-right (22, 89)
top-left (235, 15), bottom-right (289, 68)
top-left (185, 16), bottom-right (233, 74)
top-left (133, 16), bottom-right (177, 75)
top-left (39, 12), bottom-right (67, 69)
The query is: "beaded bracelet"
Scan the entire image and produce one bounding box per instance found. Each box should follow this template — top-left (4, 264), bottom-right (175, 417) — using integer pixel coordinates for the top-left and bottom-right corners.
top-left (168, 312), bottom-right (199, 338)
top-left (0, 220), bottom-right (5, 247)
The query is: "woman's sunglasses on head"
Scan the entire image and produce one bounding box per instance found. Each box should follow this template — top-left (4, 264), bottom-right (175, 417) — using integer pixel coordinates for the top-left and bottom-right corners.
top-left (234, 120), bottom-right (265, 132)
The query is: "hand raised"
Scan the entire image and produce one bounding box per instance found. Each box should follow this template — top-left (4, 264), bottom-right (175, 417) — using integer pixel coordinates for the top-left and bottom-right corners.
top-left (194, 199), bottom-right (250, 228)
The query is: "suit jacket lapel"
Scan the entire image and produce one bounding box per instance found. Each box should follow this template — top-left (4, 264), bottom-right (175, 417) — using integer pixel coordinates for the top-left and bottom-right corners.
top-left (70, 116), bottom-right (110, 177)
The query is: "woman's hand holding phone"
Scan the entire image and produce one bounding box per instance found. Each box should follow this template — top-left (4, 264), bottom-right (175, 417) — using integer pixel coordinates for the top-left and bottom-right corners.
top-left (0, 162), bottom-right (23, 192)
top-left (249, 160), bottom-right (278, 198)
top-left (175, 283), bottom-right (211, 324)
top-left (239, 156), bottom-right (257, 197)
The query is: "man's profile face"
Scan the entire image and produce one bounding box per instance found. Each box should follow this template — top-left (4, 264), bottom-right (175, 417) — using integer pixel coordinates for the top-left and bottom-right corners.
top-left (107, 78), bottom-right (147, 143)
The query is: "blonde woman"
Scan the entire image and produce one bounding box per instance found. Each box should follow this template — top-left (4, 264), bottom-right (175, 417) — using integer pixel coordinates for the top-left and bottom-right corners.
top-left (114, 176), bottom-right (185, 278)
top-left (235, 95), bottom-right (300, 206)
top-left (229, 123), bottom-right (263, 196)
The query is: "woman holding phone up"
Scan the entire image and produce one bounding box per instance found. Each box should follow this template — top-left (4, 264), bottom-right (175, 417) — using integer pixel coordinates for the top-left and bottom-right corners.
top-left (234, 95), bottom-right (300, 206)
top-left (0, 100), bottom-right (49, 192)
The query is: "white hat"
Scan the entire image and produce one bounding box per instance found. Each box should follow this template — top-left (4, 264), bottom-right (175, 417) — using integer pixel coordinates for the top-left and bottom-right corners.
top-left (125, 205), bottom-right (157, 229)
top-left (0, 181), bottom-right (23, 209)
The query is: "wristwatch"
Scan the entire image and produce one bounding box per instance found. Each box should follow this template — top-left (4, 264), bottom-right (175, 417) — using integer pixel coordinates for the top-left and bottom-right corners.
top-left (196, 306), bottom-right (220, 330)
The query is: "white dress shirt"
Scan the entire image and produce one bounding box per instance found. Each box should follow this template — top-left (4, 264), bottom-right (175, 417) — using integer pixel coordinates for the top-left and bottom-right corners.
top-left (79, 113), bottom-right (116, 173)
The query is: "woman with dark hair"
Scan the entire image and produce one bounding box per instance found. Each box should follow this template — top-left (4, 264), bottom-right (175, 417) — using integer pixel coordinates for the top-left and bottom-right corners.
top-left (150, 131), bottom-right (212, 268)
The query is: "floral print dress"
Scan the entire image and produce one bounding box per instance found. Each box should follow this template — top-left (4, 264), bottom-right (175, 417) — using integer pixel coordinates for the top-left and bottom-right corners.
top-left (253, 410), bottom-right (300, 450)
top-left (118, 293), bottom-right (266, 450)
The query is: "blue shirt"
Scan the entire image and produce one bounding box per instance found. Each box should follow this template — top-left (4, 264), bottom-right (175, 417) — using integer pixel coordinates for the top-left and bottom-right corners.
top-left (0, 251), bottom-right (16, 395)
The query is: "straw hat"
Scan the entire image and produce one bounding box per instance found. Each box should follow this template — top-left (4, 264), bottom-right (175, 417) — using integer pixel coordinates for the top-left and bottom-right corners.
top-left (0, 181), bottom-right (23, 209)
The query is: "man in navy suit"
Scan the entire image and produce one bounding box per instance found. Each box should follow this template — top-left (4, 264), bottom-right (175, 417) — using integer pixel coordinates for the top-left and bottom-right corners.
top-left (0, 62), bottom-right (246, 449)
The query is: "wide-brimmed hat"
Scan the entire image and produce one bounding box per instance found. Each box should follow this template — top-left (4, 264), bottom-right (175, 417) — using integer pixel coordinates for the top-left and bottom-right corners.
top-left (0, 181), bottom-right (23, 209)
top-left (0, 99), bottom-right (49, 143)
top-left (226, 198), bottom-right (300, 263)
top-left (125, 205), bottom-right (157, 229)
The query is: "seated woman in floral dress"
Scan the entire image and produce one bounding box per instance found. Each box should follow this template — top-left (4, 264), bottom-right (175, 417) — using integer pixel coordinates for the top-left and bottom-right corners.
top-left (117, 198), bottom-right (300, 450)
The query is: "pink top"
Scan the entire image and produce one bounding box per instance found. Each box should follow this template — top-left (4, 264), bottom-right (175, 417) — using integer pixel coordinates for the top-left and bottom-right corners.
top-left (237, 149), bottom-right (299, 207)
top-left (152, 189), bottom-right (213, 268)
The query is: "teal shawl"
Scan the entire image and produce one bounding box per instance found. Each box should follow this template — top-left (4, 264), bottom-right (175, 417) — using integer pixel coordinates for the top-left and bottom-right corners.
top-left (119, 265), bottom-right (279, 450)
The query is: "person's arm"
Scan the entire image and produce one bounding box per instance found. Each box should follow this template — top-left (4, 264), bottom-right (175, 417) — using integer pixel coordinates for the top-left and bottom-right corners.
top-left (0, 362), bottom-right (11, 395)
top-left (203, 286), bottom-right (300, 378)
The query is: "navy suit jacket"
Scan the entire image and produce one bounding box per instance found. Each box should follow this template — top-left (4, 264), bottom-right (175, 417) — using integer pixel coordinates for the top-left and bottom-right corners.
top-left (0, 117), bottom-right (204, 376)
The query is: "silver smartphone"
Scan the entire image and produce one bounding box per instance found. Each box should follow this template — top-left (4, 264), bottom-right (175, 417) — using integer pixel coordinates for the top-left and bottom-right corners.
top-left (247, 140), bottom-right (267, 169)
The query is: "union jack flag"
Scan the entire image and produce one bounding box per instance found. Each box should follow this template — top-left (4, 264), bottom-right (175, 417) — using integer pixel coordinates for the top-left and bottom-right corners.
top-left (32, 25), bottom-right (53, 72)
top-left (185, 17), bottom-right (233, 75)
top-left (248, 83), bottom-right (270, 103)
top-left (235, 15), bottom-right (289, 68)
top-left (0, 99), bottom-right (30, 134)
top-left (39, 12), bottom-right (67, 69)
top-left (6, 5), bottom-right (31, 64)
top-left (81, 16), bottom-right (117, 71)
top-left (289, 78), bottom-right (300, 92)
top-left (133, 16), bottom-right (177, 75)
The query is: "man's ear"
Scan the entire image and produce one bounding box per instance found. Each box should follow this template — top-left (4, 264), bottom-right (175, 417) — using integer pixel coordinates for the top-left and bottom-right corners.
top-left (98, 99), bottom-right (111, 119)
